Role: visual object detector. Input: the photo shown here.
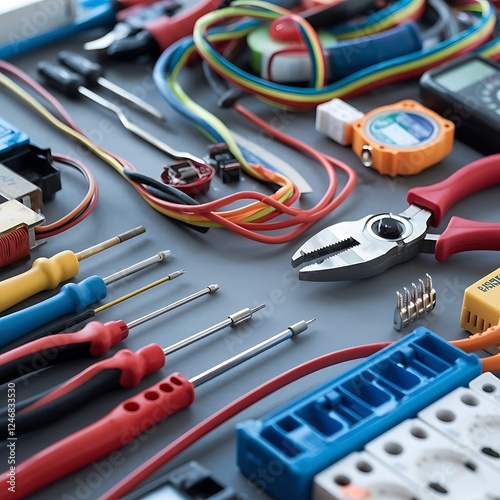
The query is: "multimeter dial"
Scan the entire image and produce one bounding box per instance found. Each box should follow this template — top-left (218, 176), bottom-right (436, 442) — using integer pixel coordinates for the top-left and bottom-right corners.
top-left (420, 54), bottom-right (500, 154)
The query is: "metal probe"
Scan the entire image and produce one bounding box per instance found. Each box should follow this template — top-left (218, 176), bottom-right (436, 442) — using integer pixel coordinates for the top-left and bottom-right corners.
top-left (127, 284), bottom-right (220, 329)
top-left (102, 249), bottom-right (170, 284)
top-left (190, 318), bottom-right (315, 387)
top-left (75, 226), bottom-right (145, 261)
top-left (163, 304), bottom-right (266, 356)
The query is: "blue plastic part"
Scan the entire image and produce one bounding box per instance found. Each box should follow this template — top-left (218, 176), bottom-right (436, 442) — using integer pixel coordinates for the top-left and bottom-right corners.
top-left (0, 276), bottom-right (107, 347)
top-left (0, 0), bottom-right (115, 61)
top-left (0, 117), bottom-right (30, 155)
top-left (236, 328), bottom-right (481, 500)
top-left (327, 22), bottom-right (423, 82)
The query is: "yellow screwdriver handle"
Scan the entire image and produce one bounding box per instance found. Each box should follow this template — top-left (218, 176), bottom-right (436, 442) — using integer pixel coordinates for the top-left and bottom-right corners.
top-left (0, 250), bottom-right (80, 313)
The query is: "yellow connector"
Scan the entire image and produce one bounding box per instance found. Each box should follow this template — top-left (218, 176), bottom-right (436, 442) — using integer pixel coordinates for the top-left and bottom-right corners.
top-left (461, 267), bottom-right (500, 354)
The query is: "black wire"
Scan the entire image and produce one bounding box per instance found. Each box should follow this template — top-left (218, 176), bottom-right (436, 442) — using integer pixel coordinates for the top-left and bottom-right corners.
top-left (122, 169), bottom-right (209, 233)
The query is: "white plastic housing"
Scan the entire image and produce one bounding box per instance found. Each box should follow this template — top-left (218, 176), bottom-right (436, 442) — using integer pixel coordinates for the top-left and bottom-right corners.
top-left (315, 98), bottom-right (364, 146)
top-left (313, 451), bottom-right (421, 500)
top-left (418, 385), bottom-right (500, 470)
top-left (469, 372), bottom-right (500, 406)
top-left (365, 418), bottom-right (500, 499)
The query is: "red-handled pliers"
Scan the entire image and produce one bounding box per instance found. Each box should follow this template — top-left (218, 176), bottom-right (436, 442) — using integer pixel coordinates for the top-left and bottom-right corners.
top-left (291, 154), bottom-right (500, 281)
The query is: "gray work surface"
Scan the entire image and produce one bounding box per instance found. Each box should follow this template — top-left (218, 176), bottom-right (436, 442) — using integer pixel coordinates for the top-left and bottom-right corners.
top-left (0, 27), bottom-right (499, 500)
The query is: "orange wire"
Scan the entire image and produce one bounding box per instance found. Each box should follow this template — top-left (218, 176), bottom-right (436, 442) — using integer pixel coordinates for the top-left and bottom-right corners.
top-left (34, 154), bottom-right (98, 238)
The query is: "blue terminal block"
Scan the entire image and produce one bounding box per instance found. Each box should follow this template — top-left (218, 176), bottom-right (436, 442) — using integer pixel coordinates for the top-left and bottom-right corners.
top-left (236, 328), bottom-right (481, 500)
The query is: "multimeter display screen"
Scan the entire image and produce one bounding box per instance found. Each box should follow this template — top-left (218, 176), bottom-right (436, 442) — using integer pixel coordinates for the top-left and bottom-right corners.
top-left (434, 59), bottom-right (497, 93)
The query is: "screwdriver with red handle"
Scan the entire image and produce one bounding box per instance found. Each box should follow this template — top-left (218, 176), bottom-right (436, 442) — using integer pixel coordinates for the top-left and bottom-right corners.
top-left (0, 303), bottom-right (265, 438)
top-left (2, 318), bottom-right (313, 499)
top-left (0, 277), bottom-right (220, 386)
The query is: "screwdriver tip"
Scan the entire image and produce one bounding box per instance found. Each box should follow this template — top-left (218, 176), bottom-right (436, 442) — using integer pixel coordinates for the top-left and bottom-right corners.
top-left (288, 318), bottom-right (316, 337)
top-left (168, 269), bottom-right (186, 280)
top-left (158, 250), bottom-right (171, 260)
top-left (251, 304), bottom-right (266, 313)
top-left (208, 284), bottom-right (220, 292)
top-left (118, 226), bottom-right (146, 242)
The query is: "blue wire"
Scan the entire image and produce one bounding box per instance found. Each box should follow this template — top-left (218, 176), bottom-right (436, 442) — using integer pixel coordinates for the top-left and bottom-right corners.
top-left (193, 5), bottom-right (493, 97)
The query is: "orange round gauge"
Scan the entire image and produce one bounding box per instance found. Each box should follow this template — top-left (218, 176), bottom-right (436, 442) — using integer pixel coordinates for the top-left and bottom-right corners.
top-left (351, 100), bottom-right (454, 177)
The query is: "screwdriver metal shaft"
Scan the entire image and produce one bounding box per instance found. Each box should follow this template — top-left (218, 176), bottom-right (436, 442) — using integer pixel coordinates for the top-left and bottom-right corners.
top-left (57, 50), bottom-right (165, 122)
top-left (0, 226), bottom-right (146, 313)
top-left (190, 318), bottom-right (315, 387)
top-left (0, 252), bottom-right (175, 347)
top-left (75, 226), bottom-right (145, 261)
top-left (103, 249), bottom-right (170, 284)
top-left (127, 284), bottom-right (219, 329)
top-left (78, 87), bottom-right (205, 164)
top-left (163, 304), bottom-right (265, 356)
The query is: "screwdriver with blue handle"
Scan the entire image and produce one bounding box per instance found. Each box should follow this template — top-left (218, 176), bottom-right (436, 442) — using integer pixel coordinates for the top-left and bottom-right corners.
top-left (18, 270), bottom-right (184, 345)
top-left (0, 250), bottom-right (171, 348)
top-left (0, 280), bottom-right (213, 386)
top-left (0, 301), bottom-right (264, 438)
top-left (0, 226), bottom-right (145, 313)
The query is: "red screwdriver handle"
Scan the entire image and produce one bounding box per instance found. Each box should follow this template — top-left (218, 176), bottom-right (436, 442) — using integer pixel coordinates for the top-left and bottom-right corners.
top-left (407, 154), bottom-right (500, 227)
top-left (0, 345), bottom-right (167, 440)
top-left (5, 373), bottom-right (195, 499)
top-left (24, 344), bottom-right (166, 411)
top-left (0, 320), bottom-right (129, 385)
top-left (435, 217), bottom-right (500, 261)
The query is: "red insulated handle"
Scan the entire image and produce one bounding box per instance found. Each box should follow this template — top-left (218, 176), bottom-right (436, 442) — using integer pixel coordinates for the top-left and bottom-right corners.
top-left (0, 321), bottom-right (129, 385)
top-left (435, 216), bottom-right (500, 261)
top-left (407, 154), bottom-right (500, 227)
top-left (0, 320), bottom-right (128, 365)
top-left (147, 0), bottom-right (222, 50)
top-left (6, 373), bottom-right (195, 499)
top-left (24, 344), bottom-right (167, 412)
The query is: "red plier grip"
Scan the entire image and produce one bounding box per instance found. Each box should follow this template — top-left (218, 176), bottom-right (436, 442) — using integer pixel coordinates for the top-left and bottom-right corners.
top-left (407, 154), bottom-right (500, 261)
top-left (407, 154), bottom-right (500, 227)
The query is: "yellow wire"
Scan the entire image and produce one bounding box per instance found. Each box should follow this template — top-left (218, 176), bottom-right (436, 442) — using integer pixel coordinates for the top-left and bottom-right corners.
top-left (0, 72), bottom-right (296, 227)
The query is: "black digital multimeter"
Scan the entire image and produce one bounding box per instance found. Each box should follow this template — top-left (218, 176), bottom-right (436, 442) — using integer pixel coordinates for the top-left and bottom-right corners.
top-left (419, 54), bottom-right (500, 154)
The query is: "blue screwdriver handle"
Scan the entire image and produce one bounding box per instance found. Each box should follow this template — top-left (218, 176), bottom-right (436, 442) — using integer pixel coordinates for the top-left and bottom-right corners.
top-left (0, 276), bottom-right (108, 347)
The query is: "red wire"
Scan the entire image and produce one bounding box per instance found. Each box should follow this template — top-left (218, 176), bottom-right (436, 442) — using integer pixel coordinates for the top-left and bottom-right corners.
top-left (102, 342), bottom-right (390, 499)
top-left (0, 62), bottom-right (357, 244)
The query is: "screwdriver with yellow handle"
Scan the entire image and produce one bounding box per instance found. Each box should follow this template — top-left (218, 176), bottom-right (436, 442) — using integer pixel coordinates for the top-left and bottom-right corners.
top-left (0, 226), bottom-right (145, 313)
top-left (0, 250), bottom-right (174, 348)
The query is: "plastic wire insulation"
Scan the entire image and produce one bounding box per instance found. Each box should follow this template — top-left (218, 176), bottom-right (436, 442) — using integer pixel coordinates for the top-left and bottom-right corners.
top-left (451, 321), bottom-right (500, 352)
top-left (0, 63), bottom-right (356, 243)
top-left (102, 330), bottom-right (500, 498)
top-left (35, 154), bottom-right (99, 238)
top-left (184, 0), bottom-right (497, 108)
top-left (101, 342), bottom-right (391, 499)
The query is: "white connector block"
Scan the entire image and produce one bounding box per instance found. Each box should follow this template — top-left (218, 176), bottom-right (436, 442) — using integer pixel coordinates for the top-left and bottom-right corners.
top-left (418, 385), bottom-right (500, 470)
top-left (315, 98), bottom-right (364, 146)
top-left (365, 418), bottom-right (500, 499)
top-left (0, 0), bottom-right (76, 47)
top-left (313, 451), bottom-right (421, 500)
top-left (469, 372), bottom-right (500, 406)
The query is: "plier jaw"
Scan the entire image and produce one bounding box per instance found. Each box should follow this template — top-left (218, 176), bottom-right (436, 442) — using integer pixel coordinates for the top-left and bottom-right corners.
top-left (292, 206), bottom-right (432, 281)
